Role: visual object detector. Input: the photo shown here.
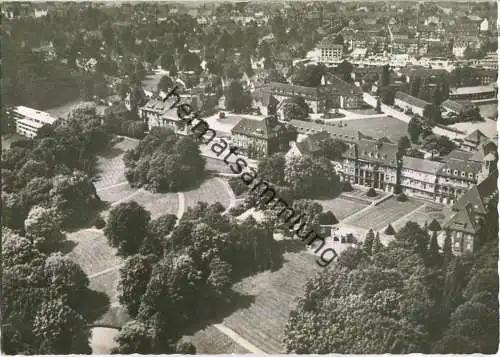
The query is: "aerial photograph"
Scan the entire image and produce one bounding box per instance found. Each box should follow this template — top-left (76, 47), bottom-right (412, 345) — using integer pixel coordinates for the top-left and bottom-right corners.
top-left (1, 0), bottom-right (498, 355)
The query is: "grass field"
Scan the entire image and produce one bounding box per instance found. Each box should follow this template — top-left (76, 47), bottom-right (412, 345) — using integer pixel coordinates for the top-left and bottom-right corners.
top-left (221, 251), bottom-right (320, 354)
top-left (315, 196), bottom-right (367, 221)
top-left (392, 203), bottom-right (453, 232)
top-left (184, 177), bottom-right (231, 209)
top-left (187, 326), bottom-right (250, 354)
top-left (344, 197), bottom-right (424, 231)
top-left (347, 116), bottom-right (408, 143)
top-left (94, 138), bottom-right (138, 190)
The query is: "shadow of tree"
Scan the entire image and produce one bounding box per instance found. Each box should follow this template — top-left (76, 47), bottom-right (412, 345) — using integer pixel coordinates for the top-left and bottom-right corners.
top-left (81, 289), bottom-right (111, 325)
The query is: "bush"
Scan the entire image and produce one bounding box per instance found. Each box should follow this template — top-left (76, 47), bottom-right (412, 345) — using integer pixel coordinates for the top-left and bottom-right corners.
top-left (314, 119), bottom-right (325, 124)
top-left (342, 181), bottom-right (353, 192)
top-left (397, 193), bottom-right (408, 202)
top-left (384, 224), bottom-right (395, 235)
top-left (93, 216), bottom-right (106, 229)
top-left (228, 177), bottom-right (248, 196)
top-left (228, 204), bottom-right (246, 217)
top-left (219, 111), bottom-right (226, 119)
top-left (319, 211), bottom-right (338, 225)
top-left (367, 187), bottom-right (378, 197)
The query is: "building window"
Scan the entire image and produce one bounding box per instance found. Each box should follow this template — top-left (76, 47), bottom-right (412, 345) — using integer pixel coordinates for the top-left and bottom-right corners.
top-left (454, 170), bottom-right (458, 176)
top-left (461, 172), bottom-right (465, 177)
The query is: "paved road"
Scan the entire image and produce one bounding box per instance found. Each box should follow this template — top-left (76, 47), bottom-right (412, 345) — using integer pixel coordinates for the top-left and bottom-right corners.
top-left (362, 93), bottom-right (465, 139)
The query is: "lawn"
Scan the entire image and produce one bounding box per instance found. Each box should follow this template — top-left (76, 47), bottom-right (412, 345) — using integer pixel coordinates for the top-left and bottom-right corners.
top-left (347, 116), bottom-right (408, 143)
top-left (344, 197), bottom-right (424, 231)
top-left (392, 203), bottom-right (453, 232)
top-left (347, 108), bottom-right (379, 115)
top-left (1, 133), bottom-right (25, 150)
top-left (94, 138), bottom-right (138, 190)
top-left (221, 251), bottom-right (320, 354)
top-left (184, 176), bottom-right (231, 209)
top-left (187, 326), bottom-right (250, 354)
top-left (315, 196), bottom-right (367, 221)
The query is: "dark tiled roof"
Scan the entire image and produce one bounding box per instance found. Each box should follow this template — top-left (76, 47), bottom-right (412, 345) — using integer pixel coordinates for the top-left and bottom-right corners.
top-left (323, 73), bottom-right (363, 95)
top-left (444, 203), bottom-right (480, 235)
top-left (441, 99), bottom-right (474, 113)
top-left (289, 119), bottom-right (366, 143)
top-left (345, 138), bottom-right (399, 167)
top-left (231, 116), bottom-right (279, 139)
top-left (295, 131), bottom-right (330, 155)
top-left (438, 160), bottom-right (483, 178)
top-left (464, 129), bottom-right (488, 144)
top-left (446, 150), bottom-right (474, 161)
top-left (453, 172), bottom-right (498, 215)
top-left (266, 82), bottom-right (319, 100)
top-left (402, 156), bottom-right (445, 174)
top-left (394, 91), bottom-right (431, 108)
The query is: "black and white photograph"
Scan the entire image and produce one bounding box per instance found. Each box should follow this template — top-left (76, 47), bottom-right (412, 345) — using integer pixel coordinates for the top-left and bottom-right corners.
top-left (1, 0), bottom-right (499, 354)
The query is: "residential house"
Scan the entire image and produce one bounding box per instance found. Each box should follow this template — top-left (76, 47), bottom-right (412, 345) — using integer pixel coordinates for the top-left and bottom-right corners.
top-left (394, 91), bottom-right (431, 116)
top-left (322, 73), bottom-right (364, 110)
top-left (230, 116), bottom-right (286, 159)
top-left (11, 106), bottom-right (58, 138)
top-left (441, 99), bottom-right (476, 116)
top-left (286, 131), bottom-right (330, 160)
top-left (139, 98), bottom-right (188, 133)
top-left (401, 156), bottom-right (444, 201)
top-left (342, 138), bottom-right (399, 192)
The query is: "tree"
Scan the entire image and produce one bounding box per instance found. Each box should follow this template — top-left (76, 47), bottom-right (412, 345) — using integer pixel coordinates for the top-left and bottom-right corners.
top-left (104, 201), bottom-right (151, 256)
top-left (118, 254), bottom-right (156, 317)
top-left (257, 153), bottom-right (286, 185)
top-left (428, 219), bottom-right (441, 232)
top-left (376, 98), bottom-right (382, 113)
top-left (24, 205), bottom-right (65, 251)
top-left (335, 60), bottom-right (354, 82)
top-left (318, 211), bottom-right (338, 225)
top-left (158, 75), bottom-right (174, 93)
top-left (443, 230), bottom-right (453, 265)
top-left (380, 64), bottom-right (391, 87)
top-left (394, 221), bottom-right (429, 257)
top-left (113, 320), bottom-right (159, 354)
top-left (207, 257), bottom-right (232, 296)
top-left (33, 299), bottom-right (91, 354)
top-left (364, 229), bottom-right (375, 256)
top-left (283, 96), bottom-right (311, 121)
top-left (408, 117), bottom-right (423, 143)
top-left (225, 80), bottom-right (252, 113)
top-left (423, 104), bottom-right (442, 125)
top-left (175, 341), bottom-right (196, 354)
top-left (428, 231), bottom-right (441, 267)
top-left (384, 224), bottom-right (395, 235)
top-left (398, 136), bottom-right (411, 155)
top-left (284, 155), bottom-right (341, 198)
top-left (372, 232), bottom-right (383, 255)
top-left (319, 137), bottom-right (348, 161)
top-left (291, 64), bottom-right (325, 87)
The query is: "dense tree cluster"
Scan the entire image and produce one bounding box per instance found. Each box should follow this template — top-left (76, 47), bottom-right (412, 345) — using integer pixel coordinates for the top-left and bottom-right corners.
top-left (123, 127), bottom-right (206, 192)
top-left (284, 217), bottom-right (499, 354)
top-left (2, 105), bottom-right (108, 232)
top-left (2, 228), bottom-right (92, 354)
top-left (112, 201), bottom-right (283, 353)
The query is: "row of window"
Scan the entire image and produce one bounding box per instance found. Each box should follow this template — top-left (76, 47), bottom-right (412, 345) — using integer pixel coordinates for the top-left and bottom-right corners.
top-left (442, 168), bottom-right (476, 179)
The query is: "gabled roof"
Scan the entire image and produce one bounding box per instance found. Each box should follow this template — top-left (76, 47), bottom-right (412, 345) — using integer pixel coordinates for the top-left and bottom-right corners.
top-left (345, 138), bottom-right (399, 167)
top-left (394, 91), bottom-right (430, 108)
top-left (231, 116), bottom-right (279, 139)
top-left (295, 131), bottom-right (330, 156)
top-left (402, 156), bottom-right (445, 174)
top-left (323, 73), bottom-right (363, 95)
top-left (444, 203), bottom-right (480, 235)
top-left (441, 99), bottom-right (474, 113)
top-left (289, 119), bottom-right (365, 143)
top-left (438, 160), bottom-right (483, 178)
top-left (464, 129), bottom-right (488, 144)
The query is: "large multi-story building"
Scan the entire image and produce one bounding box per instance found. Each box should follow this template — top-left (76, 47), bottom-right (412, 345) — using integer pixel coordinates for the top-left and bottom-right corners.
top-left (342, 138), bottom-right (399, 192)
top-left (11, 106), bottom-right (58, 138)
top-left (317, 36), bottom-right (344, 64)
top-left (139, 98), bottom-right (186, 132)
top-left (444, 171), bottom-right (498, 255)
top-left (230, 116), bottom-right (286, 159)
top-left (400, 156), bottom-right (444, 200)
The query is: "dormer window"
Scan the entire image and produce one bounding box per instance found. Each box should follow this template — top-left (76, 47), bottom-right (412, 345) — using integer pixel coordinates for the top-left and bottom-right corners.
top-left (461, 172), bottom-right (465, 177)
top-left (468, 173), bottom-right (473, 178)
top-left (447, 169), bottom-right (451, 174)
top-left (454, 170), bottom-right (458, 176)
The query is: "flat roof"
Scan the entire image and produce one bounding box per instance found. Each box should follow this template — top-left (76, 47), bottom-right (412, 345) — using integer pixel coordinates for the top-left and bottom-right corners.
top-left (450, 85), bottom-right (496, 95)
top-left (17, 117), bottom-right (45, 129)
top-left (13, 106), bottom-right (57, 125)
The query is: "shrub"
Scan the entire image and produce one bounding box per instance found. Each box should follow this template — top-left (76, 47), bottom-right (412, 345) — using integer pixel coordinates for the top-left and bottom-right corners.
top-left (367, 187), bottom-right (378, 197)
top-left (342, 181), bottom-right (353, 192)
top-left (219, 111), bottom-right (226, 119)
top-left (384, 224), bottom-right (395, 235)
top-left (93, 216), bottom-right (106, 229)
top-left (397, 193), bottom-right (408, 202)
top-left (228, 204), bottom-right (246, 217)
top-left (228, 177), bottom-right (248, 196)
top-left (319, 211), bottom-right (338, 225)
